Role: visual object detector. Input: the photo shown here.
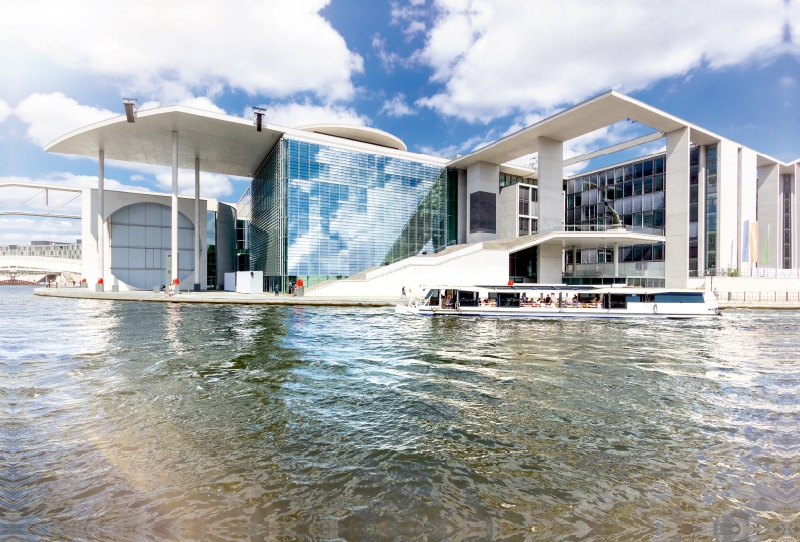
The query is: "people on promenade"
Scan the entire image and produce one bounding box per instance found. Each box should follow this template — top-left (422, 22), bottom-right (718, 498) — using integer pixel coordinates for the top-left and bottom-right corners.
top-left (401, 286), bottom-right (406, 299)
top-left (274, 283), bottom-right (280, 296)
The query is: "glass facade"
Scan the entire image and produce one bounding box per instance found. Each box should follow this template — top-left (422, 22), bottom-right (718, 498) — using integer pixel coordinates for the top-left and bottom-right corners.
top-left (783, 175), bottom-right (793, 269)
top-left (206, 210), bottom-right (217, 288)
top-left (689, 147), bottom-right (700, 276)
top-left (250, 138), bottom-right (454, 290)
top-left (705, 144), bottom-right (718, 274)
top-left (499, 173), bottom-right (530, 189)
top-left (565, 155), bottom-right (665, 233)
top-left (564, 155), bottom-right (666, 285)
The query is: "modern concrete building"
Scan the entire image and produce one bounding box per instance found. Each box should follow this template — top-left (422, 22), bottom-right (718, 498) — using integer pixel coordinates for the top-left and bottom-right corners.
top-left (43, 90), bottom-right (799, 295)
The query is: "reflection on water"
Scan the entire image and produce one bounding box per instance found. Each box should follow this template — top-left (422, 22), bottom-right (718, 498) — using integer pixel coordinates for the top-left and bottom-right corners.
top-left (0, 286), bottom-right (798, 540)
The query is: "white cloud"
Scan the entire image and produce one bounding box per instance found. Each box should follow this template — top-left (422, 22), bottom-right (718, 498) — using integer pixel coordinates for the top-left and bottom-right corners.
top-left (100, 160), bottom-right (243, 199)
top-left (416, 0), bottom-right (791, 122)
top-left (372, 34), bottom-right (406, 72)
top-left (177, 96), bottom-right (226, 114)
top-left (252, 102), bottom-right (370, 128)
top-left (13, 93), bottom-right (114, 147)
top-left (0, 99), bottom-right (10, 124)
top-left (380, 94), bottom-right (416, 117)
top-left (0, 0), bottom-right (363, 104)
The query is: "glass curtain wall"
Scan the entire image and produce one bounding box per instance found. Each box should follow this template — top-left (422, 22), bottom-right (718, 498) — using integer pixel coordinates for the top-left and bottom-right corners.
top-left (384, 168), bottom-right (457, 264)
top-left (251, 137), bottom-right (453, 291)
top-left (206, 210), bottom-right (216, 288)
top-left (689, 147), bottom-right (700, 275)
top-left (250, 142), bottom-right (284, 280)
top-left (566, 155), bottom-right (665, 233)
top-left (705, 144), bottom-right (718, 274)
top-left (783, 175), bottom-right (793, 269)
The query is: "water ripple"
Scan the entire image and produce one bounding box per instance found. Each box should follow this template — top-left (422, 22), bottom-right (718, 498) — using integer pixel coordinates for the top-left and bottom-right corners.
top-left (0, 287), bottom-right (798, 540)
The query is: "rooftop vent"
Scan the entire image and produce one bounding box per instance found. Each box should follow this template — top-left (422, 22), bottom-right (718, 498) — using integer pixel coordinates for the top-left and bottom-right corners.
top-left (123, 98), bottom-right (137, 123)
top-left (253, 107), bottom-right (266, 132)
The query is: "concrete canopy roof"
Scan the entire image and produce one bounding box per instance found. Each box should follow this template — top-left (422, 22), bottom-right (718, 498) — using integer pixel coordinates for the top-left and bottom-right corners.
top-left (46, 106), bottom-right (284, 178)
top-left (447, 90), bottom-right (796, 170)
top-left (45, 106), bottom-right (442, 178)
top-left (484, 229), bottom-right (666, 252)
top-left (296, 123), bottom-right (407, 152)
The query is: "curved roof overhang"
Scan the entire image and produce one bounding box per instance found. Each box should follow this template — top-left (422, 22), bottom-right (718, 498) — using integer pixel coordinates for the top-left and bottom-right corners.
top-left (296, 123), bottom-right (407, 151)
top-left (45, 106), bottom-right (285, 178)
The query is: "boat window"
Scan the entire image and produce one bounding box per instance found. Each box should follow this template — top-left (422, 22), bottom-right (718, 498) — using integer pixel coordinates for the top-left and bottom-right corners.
top-left (626, 295), bottom-right (640, 303)
top-left (425, 289), bottom-right (438, 299)
top-left (654, 293), bottom-right (705, 303)
top-left (427, 289), bottom-right (440, 306)
top-left (497, 293), bottom-right (520, 307)
top-left (609, 294), bottom-right (627, 309)
top-left (457, 290), bottom-right (480, 307)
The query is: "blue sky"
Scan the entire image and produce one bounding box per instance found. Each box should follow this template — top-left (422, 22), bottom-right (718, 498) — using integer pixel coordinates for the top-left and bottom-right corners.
top-left (0, 0), bottom-right (798, 244)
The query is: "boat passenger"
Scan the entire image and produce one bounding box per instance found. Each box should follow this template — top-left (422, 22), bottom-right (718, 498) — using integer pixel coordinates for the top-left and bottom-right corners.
top-left (572, 295), bottom-right (580, 308)
top-left (544, 295), bottom-right (552, 305)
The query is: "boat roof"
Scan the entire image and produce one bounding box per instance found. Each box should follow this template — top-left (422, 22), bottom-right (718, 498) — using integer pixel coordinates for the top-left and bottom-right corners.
top-left (429, 285), bottom-right (706, 294)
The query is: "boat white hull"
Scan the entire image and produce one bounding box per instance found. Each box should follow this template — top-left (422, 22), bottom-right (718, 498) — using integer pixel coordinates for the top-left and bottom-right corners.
top-left (400, 305), bottom-right (719, 319)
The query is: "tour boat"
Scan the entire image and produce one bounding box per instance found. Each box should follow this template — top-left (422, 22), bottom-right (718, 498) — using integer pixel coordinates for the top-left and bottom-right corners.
top-left (398, 285), bottom-right (719, 319)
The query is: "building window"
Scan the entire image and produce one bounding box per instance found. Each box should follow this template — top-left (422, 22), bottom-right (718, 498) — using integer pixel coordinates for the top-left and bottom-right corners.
top-left (519, 217), bottom-right (529, 237)
top-left (519, 186), bottom-right (529, 215)
top-left (689, 146), bottom-right (699, 276)
top-left (783, 175), bottom-right (793, 269)
top-left (705, 144), bottom-right (718, 275)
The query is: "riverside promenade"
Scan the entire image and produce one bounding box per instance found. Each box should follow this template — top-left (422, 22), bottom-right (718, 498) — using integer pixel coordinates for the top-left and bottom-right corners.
top-left (33, 287), bottom-right (400, 306)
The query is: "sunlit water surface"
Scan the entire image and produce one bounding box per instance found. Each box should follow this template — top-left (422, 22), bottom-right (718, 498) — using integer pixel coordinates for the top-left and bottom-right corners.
top-left (0, 287), bottom-right (798, 541)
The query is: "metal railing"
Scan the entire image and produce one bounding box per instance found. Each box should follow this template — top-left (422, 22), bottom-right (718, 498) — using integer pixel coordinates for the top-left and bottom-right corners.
top-left (562, 224), bottom-right (664, 236)
top-left (723, 291), bottom-right (800, 303)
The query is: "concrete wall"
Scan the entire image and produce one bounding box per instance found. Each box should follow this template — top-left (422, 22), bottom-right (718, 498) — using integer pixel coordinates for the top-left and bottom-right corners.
top-left (737, 148), bottom-right (758, 271)
top-left (718, 139), bottom-right (740, 272)
top-left (215, 203), bottom-right (237, 286)
top-left (457, 169), bottom-right (467, 244)
top-left (82, 189), bottom-right (208, 291)
top-left (537, 136), bottom-right (563, 233)
top-left (466, 161), bottom-right (500, 243)
top-left (757, 163), bottom-right (780, 268)
top-left (537, 243), bottom-right (563, 284)
top-left (664, 127), bottom-right (690, 288)
top-left (497, 184), bottom-right (518, 240)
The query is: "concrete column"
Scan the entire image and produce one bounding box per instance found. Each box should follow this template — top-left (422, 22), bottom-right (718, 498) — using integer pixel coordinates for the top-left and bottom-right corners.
top-left (757, 163), bottom-right (780, 268)
top-left (537, 243), bottom-right (563, 284)
top-left (172, 131), bottom-right (179, 288)
top-left (571, 246), bottom-right (577, 276)
top-left (737, 148), bottom-right (757, 271)
top-left (457, 169), bottom-right (467, 244)
top-left (537, 137), bottom-right (564, 234)
top-left (664, 127), bottom-right (690, 288)
top-left (194, 157), bottom-right (200, 291)
top-left (97, 149), bottom-right (104, 288)
top-left (466, 161), bottom-right (500, 243)
top-left (718, 140), bottom-right (740, 272)
top-left (613, 242), bottom-right (619, 277)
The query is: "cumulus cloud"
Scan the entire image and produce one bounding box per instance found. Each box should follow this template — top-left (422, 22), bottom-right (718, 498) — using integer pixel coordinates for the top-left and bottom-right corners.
top-left (0, 99), bottom-right (10, 124)
top-left (251, 102), bottom-right (370, 128)
top-left (0, 0), bottom-right (363, 104)
top-left (416, 0), bottom-right (791, 122)
top-left (14, 93), bottom-right (115, 147)
top-left (380, 94), bottom-right (416, 117)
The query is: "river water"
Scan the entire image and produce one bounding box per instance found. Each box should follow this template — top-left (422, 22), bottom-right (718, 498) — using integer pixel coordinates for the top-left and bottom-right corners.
top-left (0, 286), bottom-right (798, 541)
